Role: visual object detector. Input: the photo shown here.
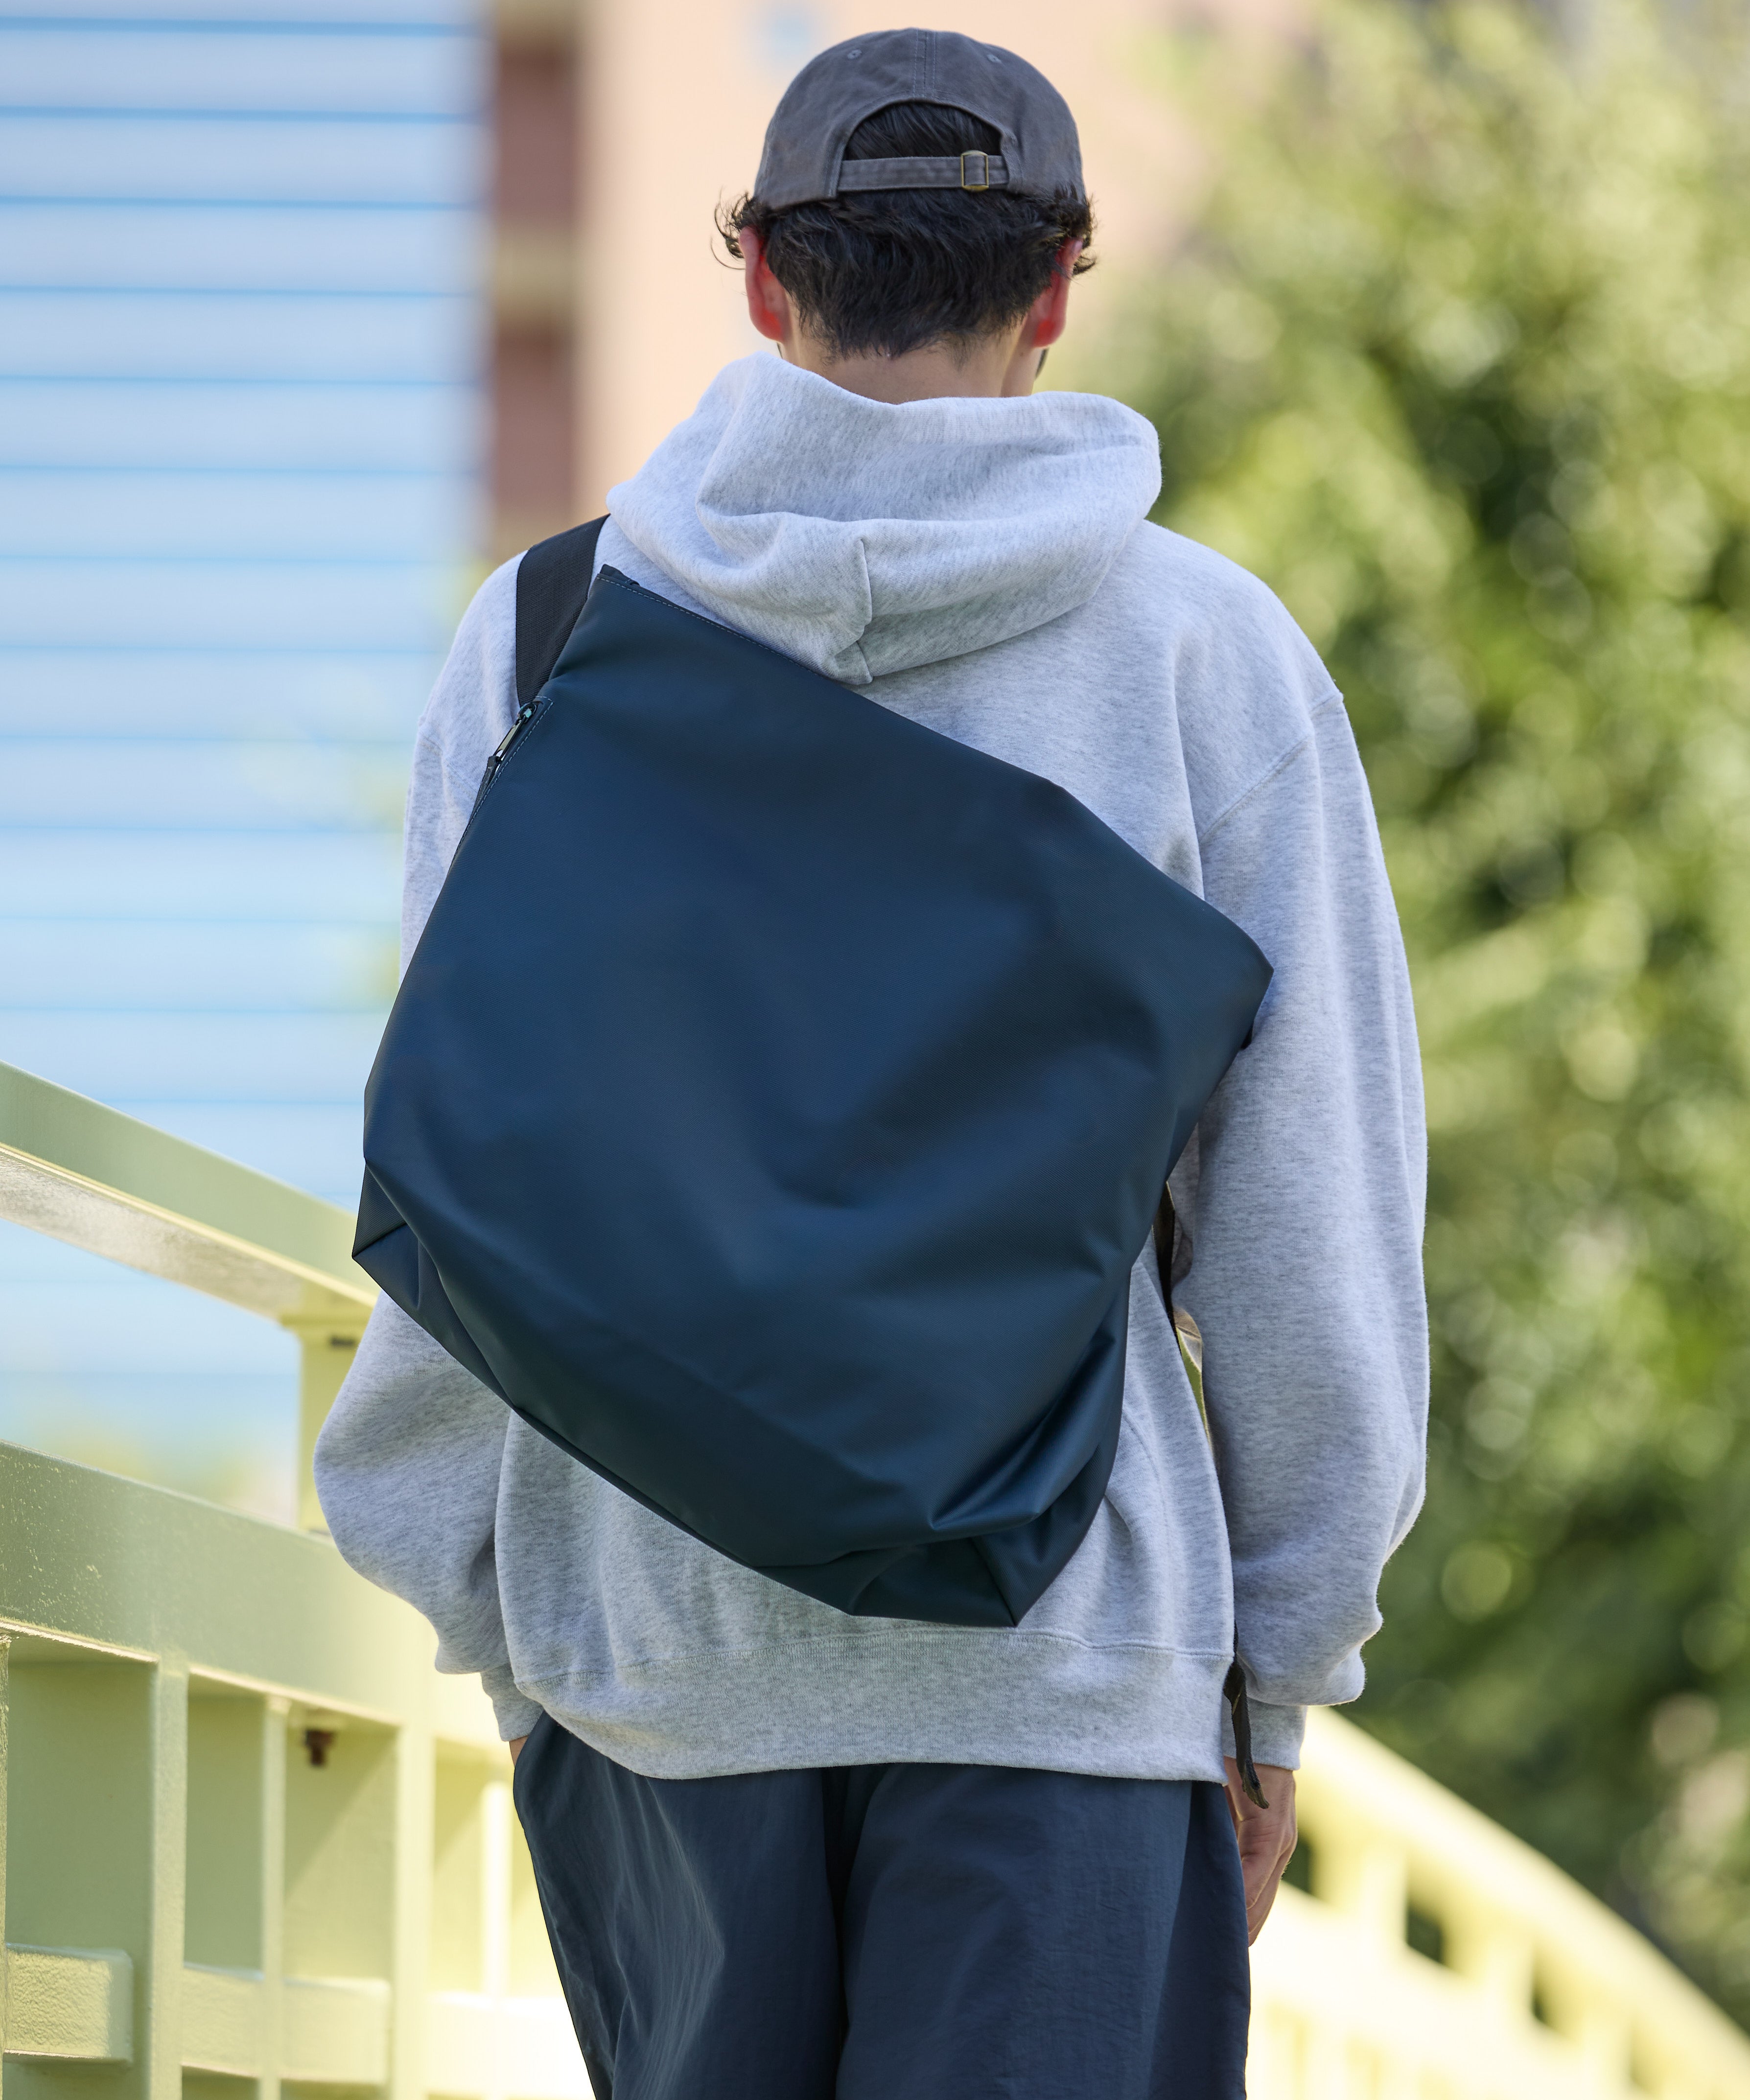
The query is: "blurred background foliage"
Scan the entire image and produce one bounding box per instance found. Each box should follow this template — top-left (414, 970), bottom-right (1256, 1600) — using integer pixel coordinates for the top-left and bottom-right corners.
top-left (1093, 0), bottom-right (1750, 2021)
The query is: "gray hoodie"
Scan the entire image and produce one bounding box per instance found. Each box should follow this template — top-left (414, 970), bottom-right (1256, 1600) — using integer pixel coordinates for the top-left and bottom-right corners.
top-left (315, 353), bottom-right (1428, 1783)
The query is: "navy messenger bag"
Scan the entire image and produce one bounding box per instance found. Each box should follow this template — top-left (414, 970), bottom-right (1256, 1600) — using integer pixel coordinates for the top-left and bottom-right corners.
top-left (355, 519), bottom-right (1271, 1631)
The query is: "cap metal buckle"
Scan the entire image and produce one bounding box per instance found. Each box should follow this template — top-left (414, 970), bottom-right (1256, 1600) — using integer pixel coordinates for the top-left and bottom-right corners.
top-left (959, 150), bottom-right (991, 191)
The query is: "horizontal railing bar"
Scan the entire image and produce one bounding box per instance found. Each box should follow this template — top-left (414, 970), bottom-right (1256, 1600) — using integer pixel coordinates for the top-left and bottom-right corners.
top-left (181, 1965), bottom-right (393, 2086)
top-left (5, 1953), bottom-right (584, 2099)
top-left (2, 1946), bottom-right (134, 2065)
top-left (0, 1443), bottom-right (500, 1751)
top-left (0, 1058), bottom-right (372, 1328)
top-left (0, 1617), bottom-right (157, 1666)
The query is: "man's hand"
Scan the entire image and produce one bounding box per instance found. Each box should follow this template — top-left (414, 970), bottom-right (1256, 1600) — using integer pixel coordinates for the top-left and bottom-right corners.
top-left (509, 1735), bottom-right (527, 1764)
top-left (1224, 1761), bottom-right (1297, 1944)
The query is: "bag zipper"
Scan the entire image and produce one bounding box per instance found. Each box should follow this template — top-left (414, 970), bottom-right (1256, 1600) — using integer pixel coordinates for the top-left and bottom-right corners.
top-left (473, 702), bottom-right (538, 811)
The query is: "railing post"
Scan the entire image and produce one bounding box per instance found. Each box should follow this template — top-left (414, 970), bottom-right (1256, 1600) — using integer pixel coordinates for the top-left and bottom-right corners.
top-left (0, 1632), bottom-right (10, 2061)
top-left (259, 1696), bottom-right (289, 2100)
top-left (1302, 2024), bottom-right (1351, 2100)
top-left (285, 1316), bottom-right (369, 1533)
top-left (390, 1713), bottom-right (435, 2100)
top-left (480, 1776), bottom-right (513, 2100)
top-left (1573, 1995), bottom-right (1634, 2094)
top-left (483, 1777), bottom-right (513, 1999)
top-left (1444, 1902), bottom-right (1535, 2023)
top-left (146, 1656), bottom-right (189, 2100)
top-left (1316, 1828), bottom-right (1409, 1953)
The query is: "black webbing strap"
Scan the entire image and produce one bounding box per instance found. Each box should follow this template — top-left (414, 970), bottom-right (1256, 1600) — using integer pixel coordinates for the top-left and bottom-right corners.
top-left (1154, 1182), bottom-right (1269, 1810)
top-left (514, 515), bottom-right (609, 711)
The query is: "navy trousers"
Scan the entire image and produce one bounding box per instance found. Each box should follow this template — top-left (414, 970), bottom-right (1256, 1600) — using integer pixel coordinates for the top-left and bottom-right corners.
top-left (513, 1713), bottom-right (1250, 2100)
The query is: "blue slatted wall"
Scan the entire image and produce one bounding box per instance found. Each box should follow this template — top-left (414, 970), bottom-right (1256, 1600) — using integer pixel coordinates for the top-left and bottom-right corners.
top-left (0, 0), bottom-right (488, 1516)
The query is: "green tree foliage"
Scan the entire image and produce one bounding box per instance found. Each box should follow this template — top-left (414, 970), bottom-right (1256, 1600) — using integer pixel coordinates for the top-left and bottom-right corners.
top-left (1091, 0), bottom-right (1750, 2013)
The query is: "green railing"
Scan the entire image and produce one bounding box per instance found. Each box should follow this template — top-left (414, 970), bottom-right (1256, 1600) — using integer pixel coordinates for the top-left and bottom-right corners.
top-left (0, 1060), bottom-right (373, 1531)
top-left (0, 1062), bottom-right (583, 2100)
top-left (2, 1056), bottom-right (1749, 2100)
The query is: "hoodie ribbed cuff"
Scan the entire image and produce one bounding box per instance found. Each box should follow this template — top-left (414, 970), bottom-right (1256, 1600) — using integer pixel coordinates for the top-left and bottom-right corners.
top-left (1243, 1700), bottom-right (1307, 1770)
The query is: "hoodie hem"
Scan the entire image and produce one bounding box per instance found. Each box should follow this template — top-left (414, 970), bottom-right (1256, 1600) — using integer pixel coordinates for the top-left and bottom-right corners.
top-left (503, 1635), bottom-right (1235, 1783)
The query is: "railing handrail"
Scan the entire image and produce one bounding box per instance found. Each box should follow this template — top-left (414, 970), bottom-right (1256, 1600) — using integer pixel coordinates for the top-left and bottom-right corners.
top-left (0, 1057), bottom-right (372, 1329)
top-left (0, 1057), bottom-right (374, 1524)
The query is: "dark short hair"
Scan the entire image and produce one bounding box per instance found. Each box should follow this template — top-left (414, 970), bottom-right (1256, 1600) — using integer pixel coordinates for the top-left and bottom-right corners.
top-left (720, 100), bottom-right (1096, 360)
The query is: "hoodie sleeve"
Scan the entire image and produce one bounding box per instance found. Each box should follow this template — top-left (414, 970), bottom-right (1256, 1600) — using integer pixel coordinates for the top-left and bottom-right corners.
top-left (1181, 690), bottom-right (1428, 1761)
top-left (315, 1299), bottom-right (544, 1740)
top-left (313, 557), bottom-right (544, 1741)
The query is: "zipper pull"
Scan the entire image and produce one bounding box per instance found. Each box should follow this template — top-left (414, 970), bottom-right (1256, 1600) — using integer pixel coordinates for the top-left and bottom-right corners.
top-left (471, 702), bottom-right (538, 815)
top-left (484, 702), bottom-right (535, 781)
top-left (491, 702), bottom-right (536, 765)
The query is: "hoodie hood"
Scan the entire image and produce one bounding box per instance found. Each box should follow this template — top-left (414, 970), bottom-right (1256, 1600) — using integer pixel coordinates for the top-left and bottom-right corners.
top-left (606, 354), bottom-right (1162, 686)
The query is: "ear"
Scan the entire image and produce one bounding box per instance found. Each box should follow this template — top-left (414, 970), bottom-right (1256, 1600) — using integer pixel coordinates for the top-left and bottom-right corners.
top-left (1023, 239), bottom-right (1084, 352)
top-left (740, 226), bottom-right (792, 345)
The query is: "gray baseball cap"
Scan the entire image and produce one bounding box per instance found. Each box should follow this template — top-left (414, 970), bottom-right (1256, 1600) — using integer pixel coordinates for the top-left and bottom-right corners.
top-left (753, 28), bottom-right (1084, 210)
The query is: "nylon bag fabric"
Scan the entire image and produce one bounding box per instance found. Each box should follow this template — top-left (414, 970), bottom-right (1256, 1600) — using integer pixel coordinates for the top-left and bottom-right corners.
top-left (355, 561), bottom-right (1271, 1628)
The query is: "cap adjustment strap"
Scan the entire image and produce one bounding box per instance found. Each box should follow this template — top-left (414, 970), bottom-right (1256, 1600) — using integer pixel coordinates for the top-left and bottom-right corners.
top-left (834, 153), bottom-right (1011, 195)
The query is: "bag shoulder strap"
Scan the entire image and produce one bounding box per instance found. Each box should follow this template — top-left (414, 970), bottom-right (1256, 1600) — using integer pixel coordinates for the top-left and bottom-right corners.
top-left (514, 515), bottom-right (609, 710)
